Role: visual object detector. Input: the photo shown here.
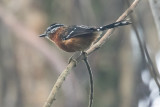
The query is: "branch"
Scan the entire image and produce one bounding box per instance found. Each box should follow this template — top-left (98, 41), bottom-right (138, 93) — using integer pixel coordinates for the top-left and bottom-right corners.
top-left (83, 53), bottom-right (94, 107)
top-left (124, 0), bottom-right (160, 94)
top-left (144, 44), bottom-right (160, 93)
top-left (43, 0), bottom-right (141, 107)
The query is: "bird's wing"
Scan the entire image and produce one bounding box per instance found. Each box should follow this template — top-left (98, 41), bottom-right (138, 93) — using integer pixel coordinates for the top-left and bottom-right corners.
top-left (61, 25), bottom-right (97, 40)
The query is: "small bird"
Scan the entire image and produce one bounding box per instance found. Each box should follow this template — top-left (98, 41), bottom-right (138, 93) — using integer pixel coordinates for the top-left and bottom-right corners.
top-left (39, 19), bottom-right (131, 107)
top-left (39, 20), bottom-right (131, 52)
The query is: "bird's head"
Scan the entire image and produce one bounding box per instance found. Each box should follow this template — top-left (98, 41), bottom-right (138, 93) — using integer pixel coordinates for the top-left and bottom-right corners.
top-left (39, 23), bottom-right (64, 37)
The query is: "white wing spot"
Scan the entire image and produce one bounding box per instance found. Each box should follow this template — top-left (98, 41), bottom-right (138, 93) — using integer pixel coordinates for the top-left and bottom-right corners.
top-left (114, 23), bottom-right (120, 26)
top-left (51, 27), bottom-right (60, 33)
top-left (79, 25), bottom-right (89, 28)
top-left (122, 21), bottom-right (127, 24)
top-left (65, 27), bottom-right (77, 39)
top-left (97, 28), bottom-right (100, 31)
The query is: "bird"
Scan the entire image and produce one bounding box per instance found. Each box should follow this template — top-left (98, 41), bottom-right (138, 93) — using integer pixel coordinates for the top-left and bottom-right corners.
top-left (39, 19), bottom-right (131, 107)
top-left (39, 19), bottom-right (131, 52)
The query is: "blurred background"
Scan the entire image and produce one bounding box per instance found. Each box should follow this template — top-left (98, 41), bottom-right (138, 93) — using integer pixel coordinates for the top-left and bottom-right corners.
top-left (0, 0), bottom-right (160, 107)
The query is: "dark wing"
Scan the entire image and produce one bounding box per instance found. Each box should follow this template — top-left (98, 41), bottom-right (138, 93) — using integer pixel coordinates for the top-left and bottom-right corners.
top-left (61, 25), bottom-right (98, 40)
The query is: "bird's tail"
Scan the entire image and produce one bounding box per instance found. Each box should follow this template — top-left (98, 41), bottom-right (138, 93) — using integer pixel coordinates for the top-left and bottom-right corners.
top-left (97, 19), bottom-right (131, 31)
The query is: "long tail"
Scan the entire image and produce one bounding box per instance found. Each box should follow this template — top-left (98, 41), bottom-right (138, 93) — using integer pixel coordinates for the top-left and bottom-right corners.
top-left (97, 19), bottom-right (131, 31)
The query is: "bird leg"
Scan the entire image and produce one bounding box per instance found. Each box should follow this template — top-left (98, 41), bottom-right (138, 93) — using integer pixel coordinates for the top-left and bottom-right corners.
top-left (68, 52), bottom-right (80, 64)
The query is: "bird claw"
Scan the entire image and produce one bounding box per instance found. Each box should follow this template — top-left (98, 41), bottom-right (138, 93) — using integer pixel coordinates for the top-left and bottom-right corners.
top-left (68, 55), bottom-right (77, 65)
top-left (68, 51), bottom-right (87, 65)
top-left (81, 51), bottom-right (87, 60)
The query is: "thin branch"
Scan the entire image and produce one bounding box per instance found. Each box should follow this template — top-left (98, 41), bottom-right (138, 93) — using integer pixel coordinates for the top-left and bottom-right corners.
top-left (43, 0), bottom-right (141, 107)
top-left (124, 0), bottom-right (160, 94)
top-left (144, 44), bottom-right (160, 93)
top-left (148, 0), bottom-right (160, 79)
top-left (123, 0), bottom-right (146, 60)
top-left (83, 53), bottom-right (94, 107)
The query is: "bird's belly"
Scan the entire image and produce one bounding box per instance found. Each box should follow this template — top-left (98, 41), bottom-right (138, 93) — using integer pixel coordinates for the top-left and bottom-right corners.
top-left (60, 38), bottom-right (92, 52)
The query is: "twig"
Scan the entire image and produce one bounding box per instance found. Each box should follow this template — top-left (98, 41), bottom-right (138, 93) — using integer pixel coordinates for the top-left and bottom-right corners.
top-left (123, 0), bottom-right (146, 60)
top-left (144, 44), bottom-right (160, 94)
top-left (124, 0), bottom-right (160, 93)
top-left (42, 0), bottom-right (141, 107)
top-left (83, 53), bottom-right (94, 107)
top-left (148, 0), bottom-right (160, 79)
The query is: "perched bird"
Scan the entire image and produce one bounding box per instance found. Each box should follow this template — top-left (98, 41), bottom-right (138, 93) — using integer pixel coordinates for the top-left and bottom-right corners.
top-left (39, 19), bottom-right (131, 107)
top-left (39, 20), bottom-right (131, 52)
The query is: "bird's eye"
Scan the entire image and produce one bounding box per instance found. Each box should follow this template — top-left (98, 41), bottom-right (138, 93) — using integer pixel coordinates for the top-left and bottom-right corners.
top-left (47, 27), bottom-right (51, 31)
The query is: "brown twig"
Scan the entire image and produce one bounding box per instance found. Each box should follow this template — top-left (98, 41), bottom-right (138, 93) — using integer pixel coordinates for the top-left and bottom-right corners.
top-left (43, 0), bottom-right (141, 107)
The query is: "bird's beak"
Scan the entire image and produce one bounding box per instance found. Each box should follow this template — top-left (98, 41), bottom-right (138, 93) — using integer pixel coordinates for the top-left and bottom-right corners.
top-left (39, 34), bottom-right (47, 37)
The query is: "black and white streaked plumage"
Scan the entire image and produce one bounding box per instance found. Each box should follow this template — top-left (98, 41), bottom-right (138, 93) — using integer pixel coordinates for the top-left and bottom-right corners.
top-left (40, 20), bottom-right (131, 39)
top-left (40, 23), bottom-right (64, 37)
top-left (39, 19), bottom-right (131, 52)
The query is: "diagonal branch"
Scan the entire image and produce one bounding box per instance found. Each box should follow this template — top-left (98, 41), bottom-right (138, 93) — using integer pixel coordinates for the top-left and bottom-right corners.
top-left (43, 0), bottom-right (141, 107)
